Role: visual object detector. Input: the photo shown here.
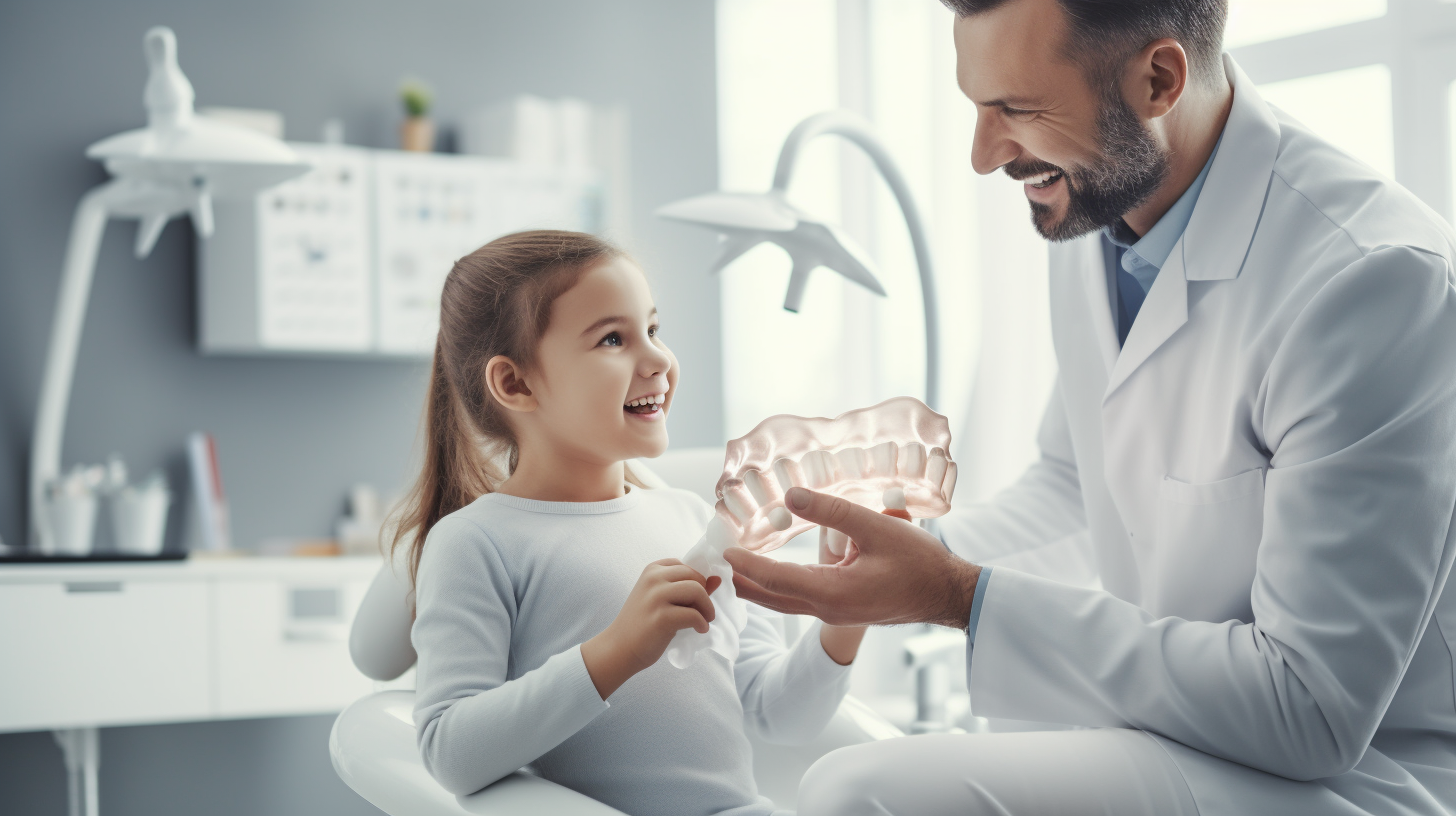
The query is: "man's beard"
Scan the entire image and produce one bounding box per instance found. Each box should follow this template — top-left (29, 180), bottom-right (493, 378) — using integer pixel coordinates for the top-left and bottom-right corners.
top-left (1008, 91), bottom-right (1170, 242)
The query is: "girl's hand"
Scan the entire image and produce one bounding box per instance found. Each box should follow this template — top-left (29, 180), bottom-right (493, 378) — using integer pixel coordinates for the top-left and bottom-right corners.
top-left (581, 559), bottom-right (722, 699)
top-left (818, 526), bottom-right (869, 666)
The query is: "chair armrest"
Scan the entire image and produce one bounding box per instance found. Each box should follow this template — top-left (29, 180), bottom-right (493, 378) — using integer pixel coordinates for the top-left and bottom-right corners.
top-left (330, 691), bottom-right (626, 816)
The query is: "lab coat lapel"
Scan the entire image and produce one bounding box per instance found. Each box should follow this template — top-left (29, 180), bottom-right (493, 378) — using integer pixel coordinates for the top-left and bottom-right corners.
top-left (1102, 55), bottom-right (1280, 399)
top-left (1182, 55), bottom-right (1281, 284)
top-left (1105, 247), bottom-right (1188, 397)
top-left (1075, 237), bottom-right (1120, 375)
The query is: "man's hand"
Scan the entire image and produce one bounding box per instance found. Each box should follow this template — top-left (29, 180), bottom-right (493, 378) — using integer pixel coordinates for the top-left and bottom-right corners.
top-left (816, 524), bottom-right (867, 665)
top-left (724, 487), bottom-right (981, 630)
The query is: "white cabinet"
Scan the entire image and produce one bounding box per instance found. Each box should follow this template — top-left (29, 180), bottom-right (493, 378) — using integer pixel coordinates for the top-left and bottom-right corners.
top-left (199, 144), bottom-right (602, 357)
top-left (214, 578), bottom-right (375, 717)
top-left (0, 557), bottom-right (383, 735)
top-left (0, 579), bottom-right (211, 732)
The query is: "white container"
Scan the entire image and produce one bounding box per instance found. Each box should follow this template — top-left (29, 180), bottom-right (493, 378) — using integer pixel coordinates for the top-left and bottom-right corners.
top-left (111, 484), bottom-right (171, 555)
top-left (43, 492), bottom-right (98, 556)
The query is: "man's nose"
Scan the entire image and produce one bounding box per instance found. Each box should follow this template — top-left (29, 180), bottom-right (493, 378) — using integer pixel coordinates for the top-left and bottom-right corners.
top-left (971, 114), bottom-right (1018, 176)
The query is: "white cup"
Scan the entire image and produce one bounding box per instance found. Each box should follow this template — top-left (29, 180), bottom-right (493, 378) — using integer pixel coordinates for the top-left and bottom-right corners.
top-left (111, 485), bottom-right (171, 556)
top-left (43, 493), bottom-right (98, 556)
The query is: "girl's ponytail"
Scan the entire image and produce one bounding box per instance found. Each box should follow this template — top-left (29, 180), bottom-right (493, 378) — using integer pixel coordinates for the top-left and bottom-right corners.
top-left (392, 342), bottom-right (505, 584)
top-left (389, 230), bottom-right (623, 587)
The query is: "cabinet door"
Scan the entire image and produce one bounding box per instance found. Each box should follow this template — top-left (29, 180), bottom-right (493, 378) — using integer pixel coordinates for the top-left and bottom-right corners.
top-left (214, 579), bottom-right (374, 718)
top-left (0, 580), bottom-right (211, 733)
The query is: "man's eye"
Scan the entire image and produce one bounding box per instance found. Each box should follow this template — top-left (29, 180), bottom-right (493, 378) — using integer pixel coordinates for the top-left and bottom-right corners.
top-left (1005, 108), bottom-right (1038, 120)
top-left (599, 332), bottom-right (623, 347)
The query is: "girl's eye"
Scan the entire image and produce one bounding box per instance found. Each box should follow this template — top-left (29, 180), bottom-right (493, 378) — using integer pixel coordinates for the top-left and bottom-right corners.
top-left (599, 331), bottom-right (623, 347)
top-left (648, 324), bottom-right (659, 338)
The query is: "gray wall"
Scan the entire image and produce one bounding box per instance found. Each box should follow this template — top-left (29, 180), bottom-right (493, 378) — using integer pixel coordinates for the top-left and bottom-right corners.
top-left (0, 1), bottom-right (721, 813)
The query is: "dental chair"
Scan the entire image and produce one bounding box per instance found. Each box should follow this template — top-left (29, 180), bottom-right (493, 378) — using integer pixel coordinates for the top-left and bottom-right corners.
top-left (329, 449), bottom-right (905, 815)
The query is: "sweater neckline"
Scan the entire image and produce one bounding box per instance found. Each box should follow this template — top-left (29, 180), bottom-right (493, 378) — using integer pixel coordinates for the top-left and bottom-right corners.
top-left (480, 484), bottom-right (645, 515)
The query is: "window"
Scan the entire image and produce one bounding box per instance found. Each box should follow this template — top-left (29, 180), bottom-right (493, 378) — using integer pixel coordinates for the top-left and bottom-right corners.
top-left (1228, 0), bottom-right (1456, 217)
top-left (715, 0), bottom-right (1055, 505)
top-left (1257, 64), bottom-right (1395, 177)
top-left (1225, 0), bottom-right (1387, 48)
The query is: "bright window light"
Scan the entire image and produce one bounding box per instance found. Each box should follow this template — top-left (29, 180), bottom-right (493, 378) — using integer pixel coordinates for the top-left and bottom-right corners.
top-left (1257, 64), bottom-right (1395, 178)
top-left (1224, 0), bottom-right (1386, 48)
top-left (715, 0), bottom-right (844, 438)
top-left (1448, 80), bottom-right (1456, 221)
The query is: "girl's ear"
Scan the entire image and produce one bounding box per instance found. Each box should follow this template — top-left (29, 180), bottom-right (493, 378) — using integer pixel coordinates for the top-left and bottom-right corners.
top-left (484, 355), bottom-right (537, 413)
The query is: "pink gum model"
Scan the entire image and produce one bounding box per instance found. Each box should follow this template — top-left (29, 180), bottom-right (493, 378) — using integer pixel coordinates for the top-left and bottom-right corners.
top-left (712, 396), bottom-right (957, 553)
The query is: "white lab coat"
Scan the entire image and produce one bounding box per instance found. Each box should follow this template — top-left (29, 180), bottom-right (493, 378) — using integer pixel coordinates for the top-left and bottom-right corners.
top-left (940, 56), bottom-right (1456, 815)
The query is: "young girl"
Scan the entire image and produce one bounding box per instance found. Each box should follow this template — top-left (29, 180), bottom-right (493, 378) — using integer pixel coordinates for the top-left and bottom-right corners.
top-left (397, 230), bottom-right (866, 815)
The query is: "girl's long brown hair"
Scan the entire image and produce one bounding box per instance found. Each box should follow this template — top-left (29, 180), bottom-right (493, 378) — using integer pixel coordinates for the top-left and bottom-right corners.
top-left (390, 230), bottom-right (624, 587)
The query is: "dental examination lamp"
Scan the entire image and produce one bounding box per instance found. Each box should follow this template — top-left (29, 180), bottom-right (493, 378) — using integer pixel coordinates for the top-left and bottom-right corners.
top-left (656, 110), bottom-right (941, 410)
top-left (28, 27), bottom-right (308, 554)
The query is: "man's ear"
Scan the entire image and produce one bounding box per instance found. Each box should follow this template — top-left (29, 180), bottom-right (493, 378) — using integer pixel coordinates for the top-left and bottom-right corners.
top-left (484, 355), bottom-right (537, 413)
top-left (1128, 38), bottom-right (1188, 120)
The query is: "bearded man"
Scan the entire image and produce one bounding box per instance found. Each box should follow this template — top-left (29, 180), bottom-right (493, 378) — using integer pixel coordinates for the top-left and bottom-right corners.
top-left (725, 1), bottom-right (1456, 813)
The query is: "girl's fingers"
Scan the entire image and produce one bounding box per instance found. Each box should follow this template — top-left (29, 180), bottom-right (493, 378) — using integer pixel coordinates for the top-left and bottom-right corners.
top-left (661, 579), bottom-right (716, 622)
top-left (667, 606), bottom-right (712, 635)
top-left (650, 563), bottom-right (711, 588)
top-left (705, 575), bottom-right (723, 594)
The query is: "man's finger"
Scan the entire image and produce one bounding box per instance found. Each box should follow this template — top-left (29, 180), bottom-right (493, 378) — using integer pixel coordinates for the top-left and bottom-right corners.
top-left (783, 487), bottom-right (893, 551)
top-left (724, 546), bottom-right (830, 601)
top-left (731, 573), bottom-right (817, 617)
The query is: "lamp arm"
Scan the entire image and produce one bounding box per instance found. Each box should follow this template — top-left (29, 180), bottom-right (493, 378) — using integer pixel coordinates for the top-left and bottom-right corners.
top-left (772, 111), bottom-right (941, 410)
top-left (28, 181), bottom-right (127, 549)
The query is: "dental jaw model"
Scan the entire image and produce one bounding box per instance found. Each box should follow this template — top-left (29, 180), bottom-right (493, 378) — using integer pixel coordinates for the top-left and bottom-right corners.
top-left (667, 396), bottom-right (957, 668)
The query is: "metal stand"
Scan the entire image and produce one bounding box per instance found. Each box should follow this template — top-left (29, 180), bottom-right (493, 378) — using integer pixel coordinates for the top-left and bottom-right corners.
top-left (903, 627), bottom-right (968, 734)
top-left (53, 727), bottom-right (100, 816)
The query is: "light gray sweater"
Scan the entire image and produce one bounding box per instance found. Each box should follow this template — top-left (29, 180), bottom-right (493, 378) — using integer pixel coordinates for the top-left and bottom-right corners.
top-left (412, 486), bottom-right (852, 816)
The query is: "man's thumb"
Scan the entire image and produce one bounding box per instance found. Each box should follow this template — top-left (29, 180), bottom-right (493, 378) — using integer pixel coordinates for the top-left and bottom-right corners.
top-left (783, 487), bottom-right (884, 547)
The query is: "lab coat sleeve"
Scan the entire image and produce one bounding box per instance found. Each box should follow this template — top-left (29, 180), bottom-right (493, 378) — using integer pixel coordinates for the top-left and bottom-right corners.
top-left (412, 517), bottom-right (609, 796)
top-left (967, 246), bottom-right (1456, 782)
top-left (937, 382), bottom-right (1089, 566)
top-left (734, 605), bottom-right (853, 745)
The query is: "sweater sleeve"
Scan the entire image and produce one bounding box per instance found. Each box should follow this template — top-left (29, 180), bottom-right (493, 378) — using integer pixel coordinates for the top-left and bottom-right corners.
top-left (734, 604), bottom-right (853, 745)
top-left (412, 516), bottom-right (610, 795)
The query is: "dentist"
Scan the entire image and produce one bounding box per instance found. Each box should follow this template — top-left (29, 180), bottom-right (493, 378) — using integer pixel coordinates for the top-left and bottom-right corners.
top-left (725, 0), bottom-right (1456, 814)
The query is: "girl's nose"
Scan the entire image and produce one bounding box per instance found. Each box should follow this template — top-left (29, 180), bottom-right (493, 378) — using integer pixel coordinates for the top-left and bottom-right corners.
top-left (640, 340), bottom-right (672, 378)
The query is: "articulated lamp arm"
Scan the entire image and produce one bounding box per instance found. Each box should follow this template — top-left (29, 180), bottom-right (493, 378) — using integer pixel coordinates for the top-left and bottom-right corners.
top-left (771, 111), bottom-right (941, 410)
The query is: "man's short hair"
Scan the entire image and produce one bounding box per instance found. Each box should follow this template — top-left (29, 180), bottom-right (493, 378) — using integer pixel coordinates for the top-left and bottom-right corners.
top-left (942, 0), bottom-right (1228, 88)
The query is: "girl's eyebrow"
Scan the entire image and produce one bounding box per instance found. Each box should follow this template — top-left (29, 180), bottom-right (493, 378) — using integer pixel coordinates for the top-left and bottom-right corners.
top-left (578, 308), bottom-right (659, 338)
top-left (580, 316), bottom-right (626, 337)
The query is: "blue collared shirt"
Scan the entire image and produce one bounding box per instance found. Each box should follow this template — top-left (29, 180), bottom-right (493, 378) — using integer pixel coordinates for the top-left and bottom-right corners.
top-left (1104, 141), bottom-right (1221, 313)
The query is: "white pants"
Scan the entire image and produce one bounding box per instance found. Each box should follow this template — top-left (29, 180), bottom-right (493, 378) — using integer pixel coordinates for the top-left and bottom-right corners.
top-left (797, 729), bottom-right (1198, 816)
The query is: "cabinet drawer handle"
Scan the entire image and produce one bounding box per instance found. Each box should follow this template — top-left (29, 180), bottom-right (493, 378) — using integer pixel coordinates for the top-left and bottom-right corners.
top-left (283, 624), bottom-right (347, 643)
top-left (65, 582), bottom-right (123, 593)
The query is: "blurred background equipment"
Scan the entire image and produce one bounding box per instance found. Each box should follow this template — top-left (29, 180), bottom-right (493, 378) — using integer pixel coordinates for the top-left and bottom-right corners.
top-left (26, 26), bottom-right (307, 556)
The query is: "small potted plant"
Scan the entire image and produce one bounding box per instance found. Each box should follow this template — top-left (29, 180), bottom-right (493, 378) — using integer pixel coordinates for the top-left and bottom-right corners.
top-left (399, 80), bottom-right (434, 152)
